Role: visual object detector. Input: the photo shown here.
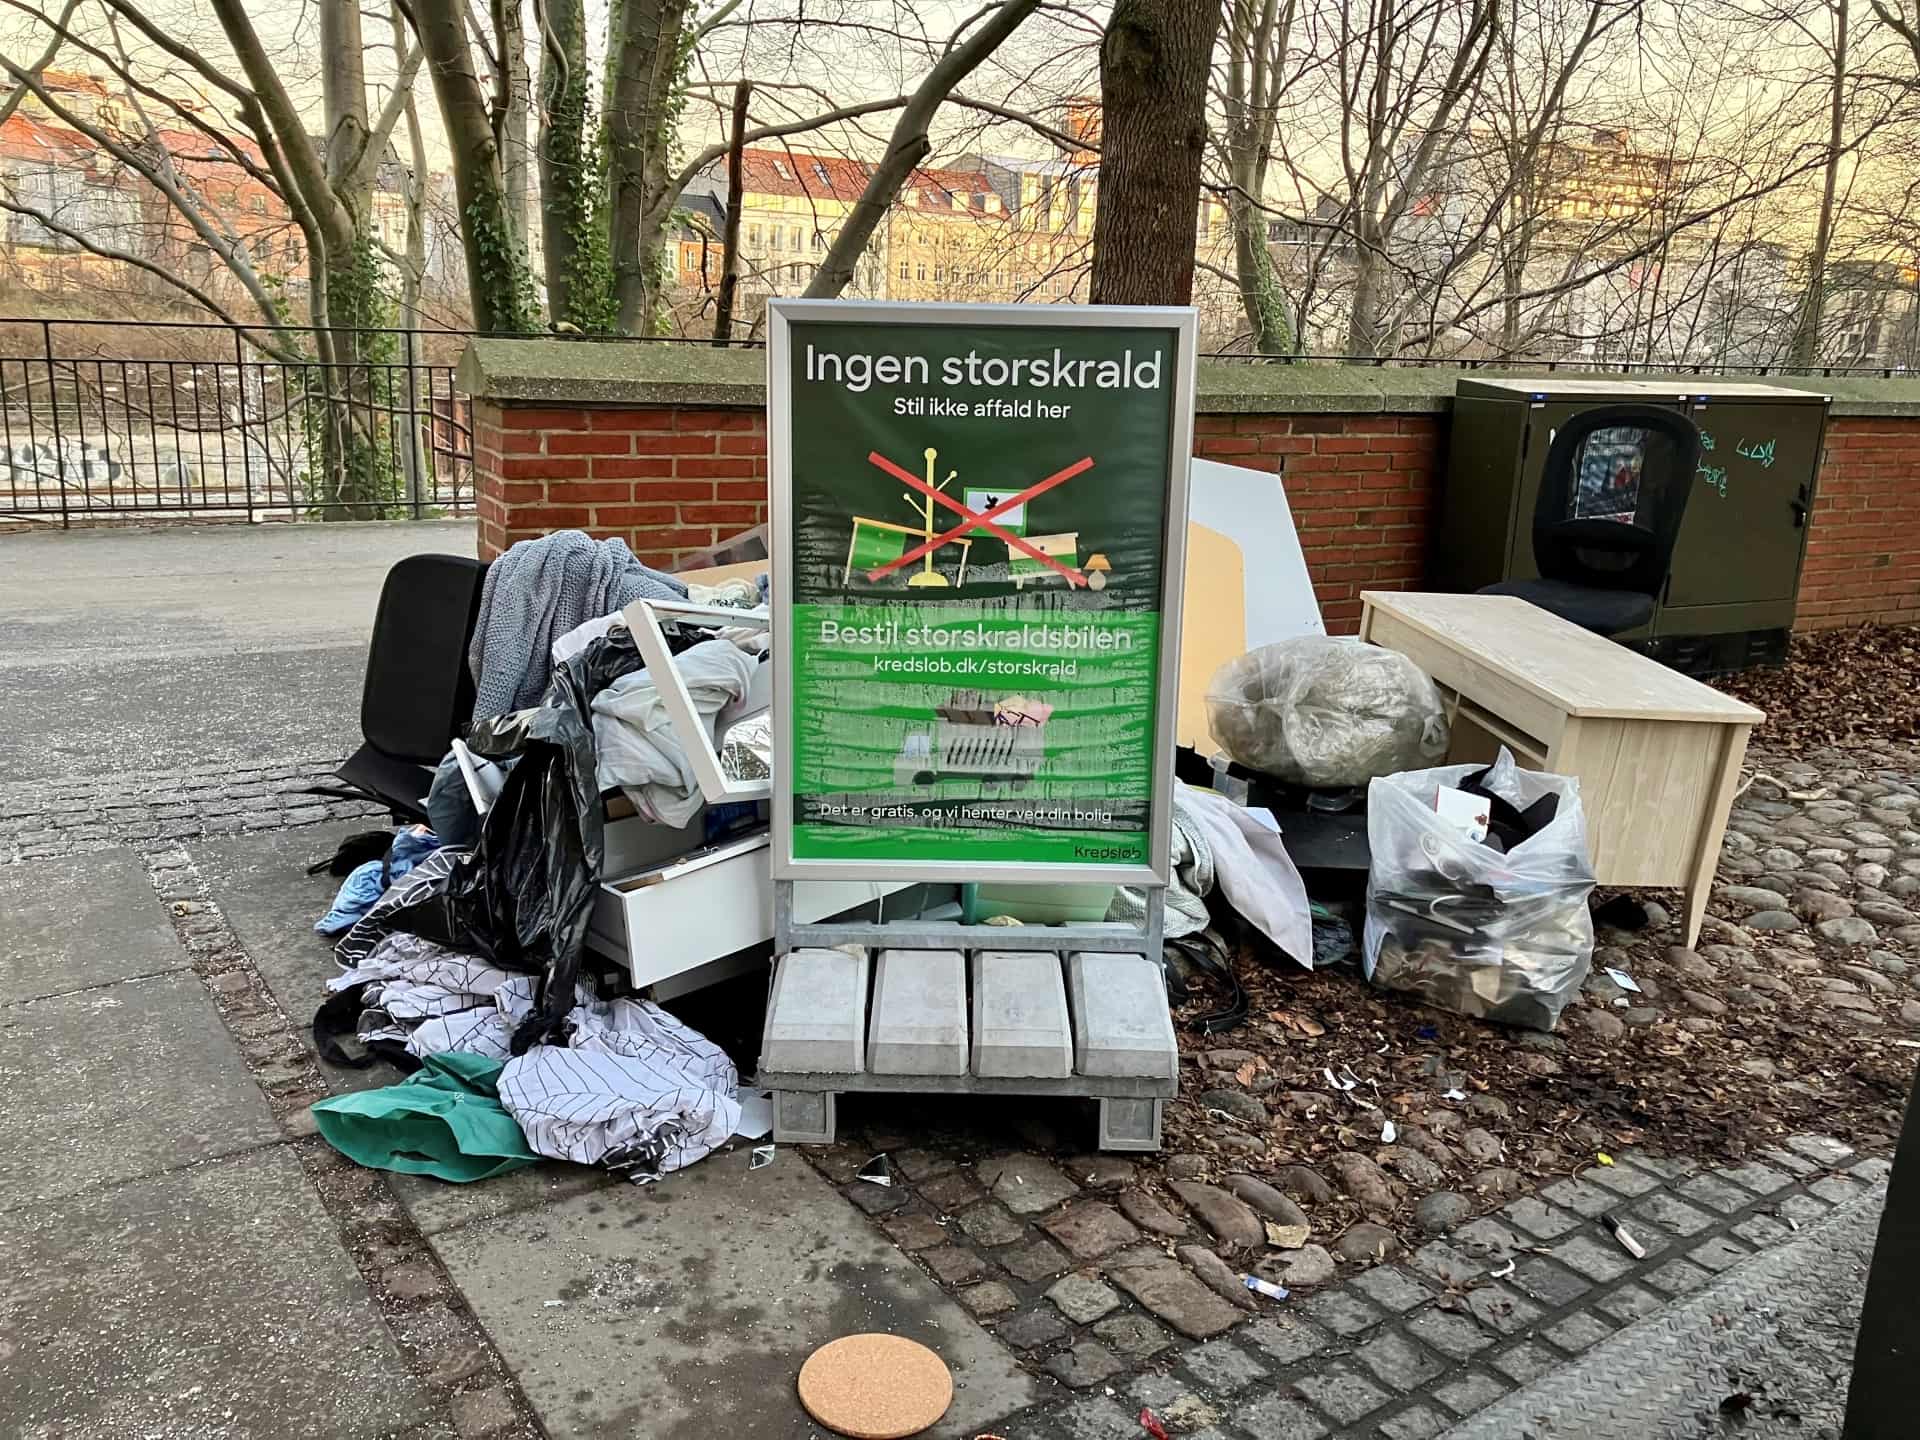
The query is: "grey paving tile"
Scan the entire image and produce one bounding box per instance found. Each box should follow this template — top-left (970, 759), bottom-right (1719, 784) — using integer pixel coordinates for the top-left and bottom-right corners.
top-left (1642, 1257), bottom-right (1713, 1296)
top-left (1490, 1341), bottom-right (1559, 1385)
top-left (1810, 1174), bottom-right (1871, 1205)
top-left (1352, 1328), bottom-right (1447, 1393)
top-left (1349, 1266), bottom-right (1434, 1315)
top-left (1677, 1172), bottom-right (1758, 1214)
top-left (1544, 1311), bottom-right (1614, 1352)
top-left (1232, 1392), bottom-right (1329, 1440)
top-left (1409, 1240), bottom-right (1488, 1289)
top-left (1512, 1258), bottom-right (1593, 1307)
top-left (1432, 1370), bottom-right (1511, 1418)
top-left (1377, 1403), bottom-right (1448, 1440)
top-left (1242, 1313), bottom-right (1335, 1368)
top-left (1594, 1282), bottom-right (1665, 1324)
top-left (1290, 1367), bottom-right (1392, 1426)
top-left (1732, 1213), bottom-right (1795, 1247)
top-left (1302, 1288), bottom-right (1385, 1338)
top-left (1405, 1307), bottom-right (1494, 1360)
top-left (1550, 1233), bottom-right (1638, 1284)
top-left (1690, 1236), bottom-right (1754, 1273)
top-left (1465, 1284), bottom-right (1545, 1336)
top-left (1181, 1337), bottom-right (1267, 1395)
top-left (1540, 1177), bottom-right (1617, 1218)
top-left (1716, 1159), bottom-right (1796, 1195)
top-left (1784, 1134), bottom-right (1855, 1166)
top-left (1632, 1191), bottom-right (1717, 1237)
top-left (1584, 1162), bottom-right (1662, 1197)
top-left (1500, 1196), bottom-right (1582, 1241)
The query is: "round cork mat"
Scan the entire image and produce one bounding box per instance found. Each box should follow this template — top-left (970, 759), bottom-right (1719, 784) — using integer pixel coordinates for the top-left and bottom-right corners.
top-left (797, 1334), bottom-right (953, 1439)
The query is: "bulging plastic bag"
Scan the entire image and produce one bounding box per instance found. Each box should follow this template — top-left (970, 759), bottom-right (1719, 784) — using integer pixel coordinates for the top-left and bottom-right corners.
top-left (1206, 637), bottom-right (1449, 788)
top-left (1362, 748), bottom-right (1596, 1030)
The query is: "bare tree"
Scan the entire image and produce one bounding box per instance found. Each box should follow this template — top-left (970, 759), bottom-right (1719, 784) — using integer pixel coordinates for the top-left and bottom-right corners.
top-left (803, 0), bottom-right (1044, 298)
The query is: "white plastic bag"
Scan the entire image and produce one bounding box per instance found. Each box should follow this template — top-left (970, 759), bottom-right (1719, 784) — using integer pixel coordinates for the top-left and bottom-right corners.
top-left (1363, 749), bottom-right (1596, 1030)
top-left (1206, 637), bottom-right (1449, 787)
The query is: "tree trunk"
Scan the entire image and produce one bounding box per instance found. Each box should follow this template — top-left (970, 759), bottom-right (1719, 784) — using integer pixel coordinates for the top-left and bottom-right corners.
top-left (1231, 193), bottom-right (1291, 352)
top-left (1089, 0), bottom-right (1223, 305)
top-left (498, 0), bottom-right (532, 250)
top-left (318, 0), bottom-right (380, 519)
top-left (712, 79), bottom-right (750, 344)
top-left (1790, 0), bottom-right (1849, 369)
top-left (411, 0), bottom-right (536, 332)
top-left (535, 0), bottom-right (616, 330)
top-left (606, 0), bottom-right (694, 333)
top-left (1345, 215), bottom-right (1387, 356)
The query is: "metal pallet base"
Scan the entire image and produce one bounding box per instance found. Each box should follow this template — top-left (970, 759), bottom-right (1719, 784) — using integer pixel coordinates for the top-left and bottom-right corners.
top-left (1442, 1181), bottom-right (1886, 1439)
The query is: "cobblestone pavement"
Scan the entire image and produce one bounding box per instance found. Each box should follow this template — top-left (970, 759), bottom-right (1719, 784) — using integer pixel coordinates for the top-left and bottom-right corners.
top-left (0, 757), bottom-right (385, 864)
top-left (1446, 1176), bottom-right (1881, 1440)
top-left (818, 1135), bottom-right (1885, 1439)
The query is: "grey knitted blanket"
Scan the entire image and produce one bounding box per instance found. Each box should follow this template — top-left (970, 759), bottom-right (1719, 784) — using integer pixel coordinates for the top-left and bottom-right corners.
top-left (468, 532), bottom-right (687, 721)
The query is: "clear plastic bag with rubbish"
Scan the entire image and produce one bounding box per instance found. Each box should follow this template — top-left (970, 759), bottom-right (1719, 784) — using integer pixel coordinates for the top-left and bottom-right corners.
top-left (1205, 637), bottom-right (1449, 787)
top-left (1362, 748), bottom-right (1597, 1030)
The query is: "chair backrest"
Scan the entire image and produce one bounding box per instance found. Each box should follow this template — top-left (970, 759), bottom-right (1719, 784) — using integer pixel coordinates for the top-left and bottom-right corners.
top-left (361, 553), bottom-right (487, 762)
top-left (1531, 405), bottom-right (1700, 596)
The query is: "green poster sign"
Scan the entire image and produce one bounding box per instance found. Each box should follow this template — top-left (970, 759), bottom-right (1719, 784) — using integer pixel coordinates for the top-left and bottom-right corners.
top-left (769, 302), bottom-right (1196, 883)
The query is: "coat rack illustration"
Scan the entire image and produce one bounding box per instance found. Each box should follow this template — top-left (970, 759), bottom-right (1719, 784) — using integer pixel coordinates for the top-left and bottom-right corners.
top-left (842, 447), bottom-right (974, 588)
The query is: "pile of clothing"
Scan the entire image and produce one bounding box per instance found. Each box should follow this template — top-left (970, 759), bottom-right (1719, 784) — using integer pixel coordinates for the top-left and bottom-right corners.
top-left (309, 532), bottom-right (772, 1185)
top-left (314, 845), bottom-right (742, 1183)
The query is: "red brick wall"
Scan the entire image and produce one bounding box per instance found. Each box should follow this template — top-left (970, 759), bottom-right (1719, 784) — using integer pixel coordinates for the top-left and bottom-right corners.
top-left (473, 399), bottom-right (767, 568)
top-left (1797, 415), bottom-right (1920, 630)
top-left (471, 397), bottom-right (1911, 635)
top-left (1193, 412), bottom-right (1440, 633)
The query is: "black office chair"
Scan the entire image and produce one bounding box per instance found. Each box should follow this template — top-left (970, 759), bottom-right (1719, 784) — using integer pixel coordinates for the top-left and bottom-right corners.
top-left (1480, 406), bottom-right (1700, 637)
top-left (308, 553), bottom-right (488, 823)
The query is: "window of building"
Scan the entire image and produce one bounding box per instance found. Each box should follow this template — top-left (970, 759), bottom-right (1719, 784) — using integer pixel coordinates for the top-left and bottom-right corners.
top-left (812, 161), bottom-right (831, 186)
top-left (790, 226), bottom-right (802, 251)
top-left (899, 260), bottom-right (909, 280)
top-left (748, 223), bottom-right (760, 249)
top-left (934, 266), bottom-right (945, 282)
top-left (249, 194), bottom-right (265, 215)
top-left (916, 262), bottom-right (926, 281)
top-left (774, 159), bottom-right (791, 178)
top-left (812, 231), bottom-right (825, 252)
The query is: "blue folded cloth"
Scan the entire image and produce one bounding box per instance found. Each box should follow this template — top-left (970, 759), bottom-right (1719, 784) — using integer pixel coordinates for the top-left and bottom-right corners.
top-left (316, 827), bottom-right (440, 935)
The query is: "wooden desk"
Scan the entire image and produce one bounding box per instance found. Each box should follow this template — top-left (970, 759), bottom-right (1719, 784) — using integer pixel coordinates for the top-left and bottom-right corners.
top-left (1358, 591), bottom-right (1764, 947)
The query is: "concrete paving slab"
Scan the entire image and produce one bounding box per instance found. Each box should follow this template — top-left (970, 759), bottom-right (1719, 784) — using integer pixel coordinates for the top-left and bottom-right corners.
top-left (1068, 952), bottom-right (1179, 1079)
top-left (431, 1143), bottom-right (1040, 1440)
top-left (0, 520), bottom-right (472, 784)
top-left (0, 1145), bottom-right (433, 1437)
top-left (869, 948), bottom-right (967, 1075)
top-left (972, 949), bottom-right (1072, 1078)
top-left (392, 1159), bottom-right (615, 1238)
top-left (191, 821), bottom-right (390, 1096)
top-left (762, 947), bottom-right (870, 1074)
top-left (0, 849), bottom-right (188, 1005)
top-left (0, 970), bottom-right (280, 1206)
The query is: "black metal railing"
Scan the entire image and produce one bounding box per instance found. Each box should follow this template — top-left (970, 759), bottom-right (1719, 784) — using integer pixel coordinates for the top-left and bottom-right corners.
top-left (5, 315), bottom-right (1910, 527)
top-left (0, 318), bottom-right (477, 524)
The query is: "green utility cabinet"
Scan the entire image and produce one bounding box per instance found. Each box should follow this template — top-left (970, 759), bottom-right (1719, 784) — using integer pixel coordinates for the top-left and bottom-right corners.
top-left (1435, 377), bottom-right (1831, 673)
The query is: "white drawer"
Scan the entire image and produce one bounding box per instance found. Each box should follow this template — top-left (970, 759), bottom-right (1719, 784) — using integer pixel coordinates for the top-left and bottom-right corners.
top-left (586, 831), bottom-right (914, 997)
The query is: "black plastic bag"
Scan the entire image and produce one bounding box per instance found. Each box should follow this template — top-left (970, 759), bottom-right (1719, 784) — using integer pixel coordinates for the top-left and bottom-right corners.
top-left (366, 626), bottom-right (665, 1051)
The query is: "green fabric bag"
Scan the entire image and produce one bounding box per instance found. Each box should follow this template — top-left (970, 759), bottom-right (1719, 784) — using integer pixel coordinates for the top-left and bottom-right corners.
top-left (310, 1051), bottom-right (537, 1183)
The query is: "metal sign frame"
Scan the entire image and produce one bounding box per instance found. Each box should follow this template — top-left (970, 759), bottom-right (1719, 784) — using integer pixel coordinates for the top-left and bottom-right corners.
top-left (768, 298), bottom-right (1196, 886)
